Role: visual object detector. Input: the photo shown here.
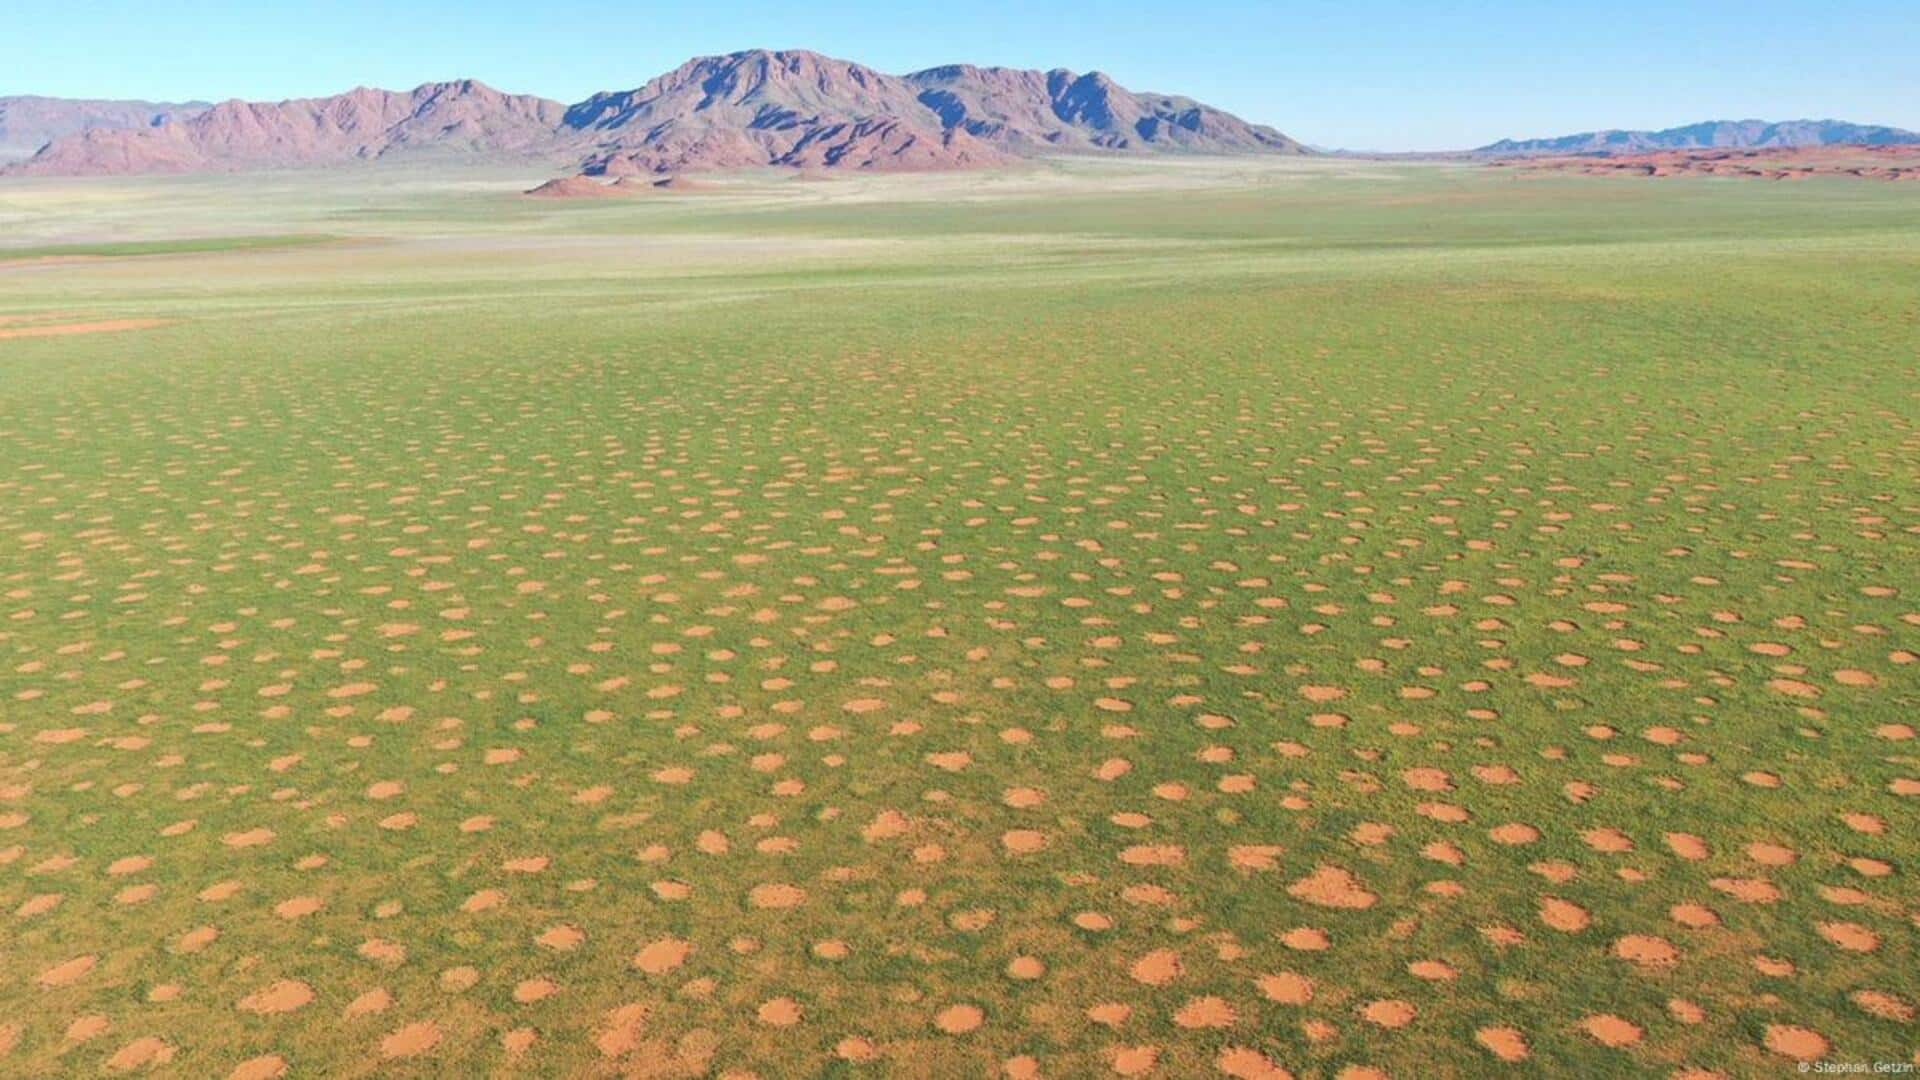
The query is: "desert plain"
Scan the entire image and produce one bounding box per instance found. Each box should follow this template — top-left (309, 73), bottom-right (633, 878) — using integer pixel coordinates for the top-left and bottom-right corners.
top-left (0, 157), bottom-right (1916, 1077)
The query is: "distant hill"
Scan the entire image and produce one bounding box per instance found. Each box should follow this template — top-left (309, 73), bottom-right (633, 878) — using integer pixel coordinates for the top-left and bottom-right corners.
top-left (563, 51), bottom-right (1010, 174)
top-left (12, 81), bottom-right (566, 175)
top-left (1492, 144), bottom-right (1920, 181)
top-left (906, 63), bottom-right (1297, 154)
top-left (1479, 119), bottom-right (1920, 156)
top-left (6, 49), bottom-right (1306, 176)
top-left (0, 96), bottom-right (208, 162)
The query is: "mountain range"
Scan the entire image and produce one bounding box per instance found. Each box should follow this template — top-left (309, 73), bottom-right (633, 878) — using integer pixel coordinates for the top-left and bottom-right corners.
top-left (10, 57), bottom-right (1914, 176)
top-left (3, 49), bottom-right (1305, 176)
top-left (1477, 119), bottom-right (1920, 156)
top-left (0, 96), bottom-right (208, 163)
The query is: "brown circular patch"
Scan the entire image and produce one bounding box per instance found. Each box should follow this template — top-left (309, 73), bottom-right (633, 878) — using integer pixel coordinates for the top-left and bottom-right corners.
top-left (461, 889), bottom-right (506, 913)
top-left (37, 954), bottom-right (97, 987)
top-left (934, 1004), bottom-right (984, 1034)
top-left (228, 1055), bottom-right (288, 1080)
top-left (1540, 897), bottom-right (1590, 932)
top-left (1489, 823), bottom-right (1540, 845)
top-left (380, 1021), bottom-right (441, 1059)
top-left (1217, 1046), bottom-right (1292, 1079)
top-left (236, 979), bottom-right (314, 1015)
top-left (757, 997), bottom-right (803, 1026)
top-left (1670, 903), bottom-right (1720, 929)
top-left (105, 1037), bottom-right (174, 1071)
top-left (1281, 927), bottom-right (1330, 951)
top-left (1359, 999), bottom-right (1415, 1028)
top-left (1001, 829), bottom-right (1047, 854)
top-left (1172, 996), bottom-right (1236, 1029)
top-left (594, 1003), bottom-right (650, 1057)
top-left (502, 1028), bottom-right (536, 1054)
top-left (1258, 971), bottom-right (1314, 1005)
top-left (1762, 1024), bottom-right (1829, 1061)
top-left (1850, 990), bottom-right (1914, 1022)
top-left (634, 937), bottom-right (692, 974)
top-left (836, 1036), bottom-right (878, 1062)
top-left (1664, 833), bottom-right (1709, 860)
top-left (1006, 956), bottom-right (1045, 980)
top-left (513, 977), bottom-right (558, 1004)
top-left (536, 924), bottom-right (585, 951)
top-left (273, 896), bottom-right (323, 919)
top-left (1287, 865), bottom-right (1377, 909)
top-left (1129, 949), bottom-right (1183, 986)
top-left (1581, 1014), bottom-right (1642, 1047)
top-left (1475, 1026), bottom-right (1529, 1061)
top-left (1817, 921), bottom-right (1880, 952)
top-left (1710, 877), bottom-right (1780, 904)
top-left (749, 883), bottom-right (805, 909)
top-left (1613, 935), bottom-right (1679, 967)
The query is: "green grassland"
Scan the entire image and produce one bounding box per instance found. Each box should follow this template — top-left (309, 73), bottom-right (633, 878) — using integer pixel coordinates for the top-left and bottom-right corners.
top-left (1, 159), bottom-right (1916, 1078)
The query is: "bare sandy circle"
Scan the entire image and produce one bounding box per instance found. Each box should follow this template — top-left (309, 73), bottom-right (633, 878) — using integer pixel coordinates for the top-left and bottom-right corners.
top-left (228, 1055), bottom-right (288, 1080)
top-left (1288, 865), bottom-right (1376, 909)
top-left (105, 1036), bottom-right (174, 1071)
top-left (934, 1004), bottom-right (984, 1034)
top-left (1173, 996), bottom-right (1237, 1029)
top-left (1763, 1025), bottom-right (1829, 1061)
top-left (513, 977), bottom-right (558, 1003)
top-left (1281, 926), bottom-right (1330, 951)
top-left (1580, 1014), bottom-right (1643, 1047)
top-left (1476, 1026), bottom-right (1529, 1061)
top-left (236, 979), bottom-right (314, 1015)
top-left (836, 1036), bottom-right (879, 1062)
top-left (1258, 971), bottom-right (1314, 1005)
top-left (1817, 921), bottom-right (1880, 952)
top-left (1217, 1046), bottom-right (1291, 1079)
top-left (1851, 990), bottom-right (1914, 1021)
top-left (634, 937), bottom-right (692, 974)
top-left (594, 1003), bottom-right (650, 1057)
top-left (1540, 897), bottom-right (1590, 932)
top-left (1130, 949), bottom-right (1182, 986)
top-left (749, 883), bottom-right (806, 908)
top-left (1359, 999), bottom-right (1416, 1028)
top-left (1671, 903), bottom-right (1720, 928)
top-left (1489, 823), bottom-right (1540, 845)
top-left (757, 997), bottom-right (803, 1026)
top-left (37, 954), bottom-right (97, 987)
top-left (1006, 956), bottom-right (1046, 980)
top-left (1109, 1046), bottom-right (1159, 1075)
top-left (1613, 935), bottom-right (1679, 967)
top-left (1001, 829), bottom-right (1048, 854)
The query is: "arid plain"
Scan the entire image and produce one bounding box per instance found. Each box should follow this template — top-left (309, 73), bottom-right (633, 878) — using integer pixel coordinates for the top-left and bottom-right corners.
top-left (1, 158), bottom-right (1916, 1077)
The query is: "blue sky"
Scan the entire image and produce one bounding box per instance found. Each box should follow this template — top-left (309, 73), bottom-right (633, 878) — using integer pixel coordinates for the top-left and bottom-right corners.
top-left (4, 0), bottom-right (1916, 151)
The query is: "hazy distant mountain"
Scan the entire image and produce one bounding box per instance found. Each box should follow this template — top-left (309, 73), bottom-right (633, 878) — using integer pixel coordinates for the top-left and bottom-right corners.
top-left (0, 96), bottom-right (208, 162)
top-left (7, 49), bottom-right (1305, 176)
top-left (1492, 144), bottom-right (1920, 181)
top-left (1478, 119), bottom-right (1920, 155)
top-left (12, 81), bottom-right (567, 174)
